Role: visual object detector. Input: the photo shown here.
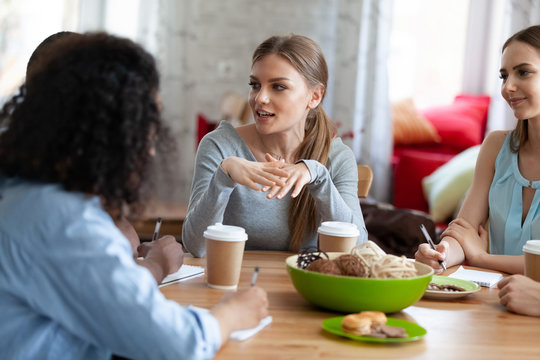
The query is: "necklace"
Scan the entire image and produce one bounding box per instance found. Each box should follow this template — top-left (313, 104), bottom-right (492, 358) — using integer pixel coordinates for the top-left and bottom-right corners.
top-left (256, 132), bottom-right (285, 161)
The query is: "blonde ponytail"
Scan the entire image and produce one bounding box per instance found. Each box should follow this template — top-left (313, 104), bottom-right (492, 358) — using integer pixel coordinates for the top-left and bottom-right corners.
top-left (289, 106), bottom-right (335, 251)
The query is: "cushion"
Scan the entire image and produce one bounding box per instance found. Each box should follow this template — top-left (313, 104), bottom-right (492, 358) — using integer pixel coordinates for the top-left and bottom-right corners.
top-left (422, 145), bottom-right (481, 222)
top-left (392, 149), bottom-right (455, 212)
top-left (420, 95), bottom-right (490, 152)
top-left (392, 98), bottom-right (441, 145)
top-left (197, 113), bottom-right (217, 147)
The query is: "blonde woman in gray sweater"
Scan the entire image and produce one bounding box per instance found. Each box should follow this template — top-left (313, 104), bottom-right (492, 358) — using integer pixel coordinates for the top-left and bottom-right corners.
top-left (183, 34), bottom-right (367, 257)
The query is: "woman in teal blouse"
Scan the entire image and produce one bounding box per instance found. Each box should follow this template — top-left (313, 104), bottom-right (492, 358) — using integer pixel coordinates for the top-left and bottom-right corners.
top-left (416, 25), bottom-right (540, 276)
top-left (416, 24), bottom-right (540, 318)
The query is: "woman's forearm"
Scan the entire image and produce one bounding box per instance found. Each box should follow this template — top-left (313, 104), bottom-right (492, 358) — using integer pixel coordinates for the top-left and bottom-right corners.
top-left (474, 254), bottom-right (524, 274)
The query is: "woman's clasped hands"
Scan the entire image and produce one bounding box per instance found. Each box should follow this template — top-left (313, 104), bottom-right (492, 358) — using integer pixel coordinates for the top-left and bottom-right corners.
top-left (261, 154), bottom-right (311, 199)
top-left (221, 153), bottom-right (312, 199)
top-left (221, 155), bottom-right (288, 191)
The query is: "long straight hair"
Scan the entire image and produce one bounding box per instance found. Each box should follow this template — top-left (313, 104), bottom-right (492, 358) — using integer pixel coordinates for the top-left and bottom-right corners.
top-left (252, 34), bottom-right (336, 252)
top-left (502, 25), bottom-right (540, 152)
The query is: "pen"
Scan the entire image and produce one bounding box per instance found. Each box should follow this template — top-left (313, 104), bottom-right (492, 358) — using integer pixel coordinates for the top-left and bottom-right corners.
top-left (250, 266), bottom-right (259, 286)
top-left (152, 217), bottom-right (162, 242)
top-left (420, 224), bottom-right (446, 271)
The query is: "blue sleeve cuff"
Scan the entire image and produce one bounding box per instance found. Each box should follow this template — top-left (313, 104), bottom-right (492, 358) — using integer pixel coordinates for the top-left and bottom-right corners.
top-left (188, 306), bottom-right (222, 357)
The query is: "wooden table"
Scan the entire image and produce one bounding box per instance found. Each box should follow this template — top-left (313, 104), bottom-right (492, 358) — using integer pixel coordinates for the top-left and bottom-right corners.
top-left (160, 251), bottom-right (540, 359)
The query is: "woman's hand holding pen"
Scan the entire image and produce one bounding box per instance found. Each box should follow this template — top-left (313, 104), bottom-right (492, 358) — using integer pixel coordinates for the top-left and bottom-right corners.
top-left (415, 240), bottom-right (449, 274)
top-left (211, 286), bottom-right (268, 345)
top-left (221, 156), bottom-right (289, 191)
top-left (137, 236), bottom-right (184, 283)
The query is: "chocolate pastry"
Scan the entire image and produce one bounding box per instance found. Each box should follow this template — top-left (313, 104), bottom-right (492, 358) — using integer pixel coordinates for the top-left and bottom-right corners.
top-left (296, 248), bottom-right (329, 269)
top-left (427, 283), bottom-right (466, 292)
top-left (368, 325), bottom-right (408, 338)
top-left (334, 254), bottom-right (367, 277)
top-left (306, 258), bottom-right (342, 275)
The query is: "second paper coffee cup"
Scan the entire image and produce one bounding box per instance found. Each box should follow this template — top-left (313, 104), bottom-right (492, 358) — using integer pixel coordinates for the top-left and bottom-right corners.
top-left (523, 240), bottom-right (540, 282)
top-left (317, 221), bottom-right (359, 252)
top-left (204, 223), bottom-right (247, 290)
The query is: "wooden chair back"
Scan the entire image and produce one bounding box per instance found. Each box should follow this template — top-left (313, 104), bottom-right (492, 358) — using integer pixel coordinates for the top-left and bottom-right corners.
top-left (357, 165), bottom-right (373, 198)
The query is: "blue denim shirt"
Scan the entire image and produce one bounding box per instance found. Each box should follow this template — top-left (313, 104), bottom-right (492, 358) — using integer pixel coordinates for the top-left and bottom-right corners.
top-left (0, 175), bottom-right (221, 359)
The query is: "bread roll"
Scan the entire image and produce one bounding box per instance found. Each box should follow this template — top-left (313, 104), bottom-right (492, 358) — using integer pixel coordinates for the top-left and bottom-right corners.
top-left (359, 311), bottom-right (387, 328)
top-left (341, 314), bottom-right (373, 336)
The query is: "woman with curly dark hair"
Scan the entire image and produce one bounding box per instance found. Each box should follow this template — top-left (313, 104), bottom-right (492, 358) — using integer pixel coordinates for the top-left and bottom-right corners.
top-left (19, 29), bottom-right (177, 276)
top-left (0, 32), bottom-right (267, 359)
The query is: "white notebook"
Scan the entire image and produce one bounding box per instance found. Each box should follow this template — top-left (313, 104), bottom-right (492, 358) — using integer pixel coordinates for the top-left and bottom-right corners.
top-left (159, 265), bottom-right (205, 288)
top-left (448, 266), bottom-right (503, 287)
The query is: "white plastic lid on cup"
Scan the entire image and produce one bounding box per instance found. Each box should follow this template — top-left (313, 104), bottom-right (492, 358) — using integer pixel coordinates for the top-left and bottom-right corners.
top-left (203, 223), bottom-right (248, 242)
top-left (317, 221), bottom-right (360, 237)
top-left (523, 240), bottom-right (540, 255)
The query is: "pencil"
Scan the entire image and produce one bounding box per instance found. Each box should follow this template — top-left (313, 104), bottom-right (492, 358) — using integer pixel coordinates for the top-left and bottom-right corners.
top-left (152, 217), bottom-right (162, 242)
top-left (250, 266), bottom-right (259, 286)
top-left (420, 224), bottom-right (446, 271)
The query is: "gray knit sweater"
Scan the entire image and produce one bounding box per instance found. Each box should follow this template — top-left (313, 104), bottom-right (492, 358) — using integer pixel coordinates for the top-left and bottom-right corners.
top-left (182, 121), bottom-right (367, 257)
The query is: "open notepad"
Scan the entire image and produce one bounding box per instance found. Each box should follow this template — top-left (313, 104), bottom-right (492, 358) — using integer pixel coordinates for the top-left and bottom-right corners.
top-left (448, 266), bottom-right (503, 287)
top-left (158, 265), bottom-right (205, 288)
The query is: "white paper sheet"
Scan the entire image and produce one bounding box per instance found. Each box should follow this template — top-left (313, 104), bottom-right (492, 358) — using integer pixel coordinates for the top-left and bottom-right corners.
top-left (229, 316), bottom-right (273, 341)
top-left (448, 266), bottom-right (503, 287)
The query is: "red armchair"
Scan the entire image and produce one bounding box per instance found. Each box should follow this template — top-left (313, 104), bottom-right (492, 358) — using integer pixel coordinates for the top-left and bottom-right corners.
top-left (392, 94), bottom-right (490, 213)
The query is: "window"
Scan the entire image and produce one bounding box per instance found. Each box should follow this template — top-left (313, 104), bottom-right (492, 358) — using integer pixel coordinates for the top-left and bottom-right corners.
top-left (0, 0), bottom-right (144, 103)
top-left (388, 0), bottom-right (470, 108)
top-left (0, 0), bottom-right (79, 101)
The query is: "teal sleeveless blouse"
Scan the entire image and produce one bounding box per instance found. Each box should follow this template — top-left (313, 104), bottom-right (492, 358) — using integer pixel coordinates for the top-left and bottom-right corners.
top-left (489, 132), bottom-right (540, 255)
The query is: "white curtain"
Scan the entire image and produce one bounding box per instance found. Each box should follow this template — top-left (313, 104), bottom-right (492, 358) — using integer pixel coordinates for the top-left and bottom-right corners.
top-left (77, 0), bottom-right (196, 203)
top-left (332, 0), bottom-right (394, 202)
top-left (462, 0), bottom-right (540, 133)
top-left (489, 0), bottom-right (540, 131)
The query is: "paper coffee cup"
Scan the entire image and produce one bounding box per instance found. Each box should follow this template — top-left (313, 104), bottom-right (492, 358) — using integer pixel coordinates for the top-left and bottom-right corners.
top-left (317, 221), bottom-right (359, 252)
top-left (204, 223), bottom-right (247, 290)
top-left (523, 240), bottom-right (540, 282)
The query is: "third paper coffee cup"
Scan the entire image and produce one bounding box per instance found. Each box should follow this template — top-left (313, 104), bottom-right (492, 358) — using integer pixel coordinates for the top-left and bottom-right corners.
top-left (204, 223), bottom-right (247, 290)
top-left (317, 221), bottom-right (359, 252)
top-left (523, 240), bottom-right (540, 282)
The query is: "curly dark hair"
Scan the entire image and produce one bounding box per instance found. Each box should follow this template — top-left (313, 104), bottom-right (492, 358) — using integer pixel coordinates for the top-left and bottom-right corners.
top-left (0, 32), bottom-right (166, 217)
top-left (27, 31), bottom-right (83, 79)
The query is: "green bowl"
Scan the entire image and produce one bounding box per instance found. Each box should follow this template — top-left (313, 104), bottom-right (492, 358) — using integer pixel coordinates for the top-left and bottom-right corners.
top-left (286, 252), bottom-right (433, 313)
